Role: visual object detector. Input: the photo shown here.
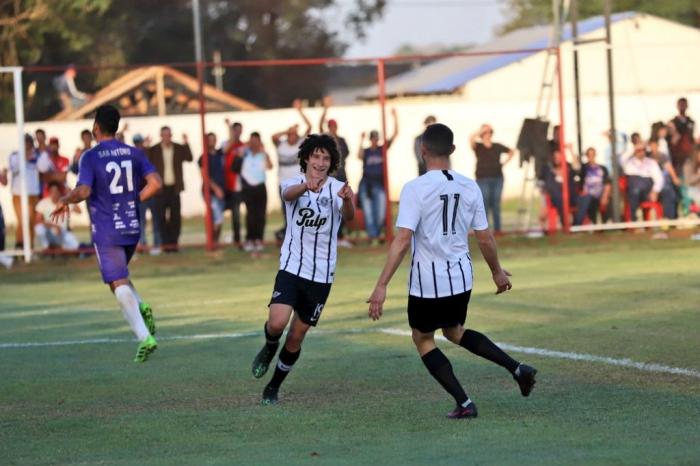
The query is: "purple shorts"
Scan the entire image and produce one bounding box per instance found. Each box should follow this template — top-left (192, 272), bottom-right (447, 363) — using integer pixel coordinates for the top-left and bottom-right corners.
top-left (94, 244), bottom-right (137, 284)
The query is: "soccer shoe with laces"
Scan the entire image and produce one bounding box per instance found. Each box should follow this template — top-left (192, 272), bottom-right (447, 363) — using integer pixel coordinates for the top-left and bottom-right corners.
top-left (139, 302), bottom-right (156, 335)
top-left (134, 335), bottom-right (158, 363)
top-left (447, 402), bottom-right (478, 419)
top-left (261, 385), bottom-right (279, 405)
top-left (513, 364), bottom-right (538, 397)
top-left (252, 344), bottom-right (278, 379)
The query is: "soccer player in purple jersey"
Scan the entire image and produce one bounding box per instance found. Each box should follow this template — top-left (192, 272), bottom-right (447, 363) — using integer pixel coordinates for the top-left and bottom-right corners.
top-left (51, 105), bottom-right (163, 362)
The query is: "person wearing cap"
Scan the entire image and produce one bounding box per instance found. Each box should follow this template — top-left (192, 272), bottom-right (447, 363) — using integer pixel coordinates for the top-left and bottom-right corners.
top-left (414, 115), bottom-right (437, 176)
top-left (8, 134), bottom-right (48, 248)
top-left (319, 96), bottom-right (352, 248)
top-left (358, 108), bottom-right (399, 245)
top-left (469, 124), bottom-right (516, 233)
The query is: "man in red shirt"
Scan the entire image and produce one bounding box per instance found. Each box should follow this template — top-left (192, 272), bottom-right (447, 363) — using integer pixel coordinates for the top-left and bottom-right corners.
top-left (222, 121), bottom-right (246, 247)
top-left (41, 137), bottom-right (71, 197)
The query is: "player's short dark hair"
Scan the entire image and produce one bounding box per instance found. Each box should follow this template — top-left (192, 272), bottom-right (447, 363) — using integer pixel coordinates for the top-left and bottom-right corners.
top-left (232, 122), bottom-right (242, 129)
top-left (160, 126), bottom-right (171, 133)
top-left (298, 134), bottom-right (340, 174)
top-left (80, 129), bottom-right (91, 138)
top-left (250, 131), bottom-right (261, 139)
top-left (94, 105), bottom-right (120, 135)
top-left (421, 123), bottom-right (454, 156)
top-left (678, 97), bottom-right (687, 104)
top-left (35, 128), bottom-right (46, 136)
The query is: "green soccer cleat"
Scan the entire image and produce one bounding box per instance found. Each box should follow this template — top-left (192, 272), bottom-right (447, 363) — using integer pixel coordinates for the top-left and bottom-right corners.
top-left (252, 343), bottom-right (278, 379)
top-left (139, 302), bottom-right (156, 335)
top-left (134, 335), bottom-right (158, 363)
top-left (261, 385), bottom-right (279, 405)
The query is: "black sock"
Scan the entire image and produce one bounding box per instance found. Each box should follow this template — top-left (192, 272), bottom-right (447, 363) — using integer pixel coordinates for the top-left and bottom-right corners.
top-left (421, 348), bottom-right (469, 406)
top-left (459, 329), bottom-right (519, 374)
top-left (264, 322), bottom-right (282, 353)
top-left (267, 346), bottom-right (301, 389)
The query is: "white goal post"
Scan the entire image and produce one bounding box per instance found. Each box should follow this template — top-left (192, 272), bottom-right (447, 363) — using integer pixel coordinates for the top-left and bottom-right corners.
top-left (1, 66), bottom-right (32, 263)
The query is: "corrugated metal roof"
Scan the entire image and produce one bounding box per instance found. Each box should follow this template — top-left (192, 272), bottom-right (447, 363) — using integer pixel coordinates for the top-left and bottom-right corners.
top-left (362, 11), bottom-right (637, 98)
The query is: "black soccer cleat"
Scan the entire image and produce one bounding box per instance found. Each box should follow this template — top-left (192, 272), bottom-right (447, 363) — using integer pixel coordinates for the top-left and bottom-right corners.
top-left (261, 385), bottom-right (279, 405)
top-left (252, 344), bottom-right (278, 379)
top-left (447, 402), bottom-right (478, 419)
top-left (514, 364), bottom-right (538, 397)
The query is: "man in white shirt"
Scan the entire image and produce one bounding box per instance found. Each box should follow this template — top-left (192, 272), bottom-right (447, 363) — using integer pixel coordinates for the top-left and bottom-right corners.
top-left (367, 123), bottom-right (537, 419)
top-left (251, 134), bottom-right (354, 405)
top-left (271, 99), bottom-right (312, 241)
top-left (34, 181), bottom-right (79, 251)
top-left (9, 134), bottom-right (48, 249)
top-left (622, 142), bottom-right (664, 221)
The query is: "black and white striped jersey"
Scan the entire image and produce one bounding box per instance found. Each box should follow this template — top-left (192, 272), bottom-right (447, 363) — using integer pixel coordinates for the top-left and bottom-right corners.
top-left (278, 175), bottom-right (345, 284)
top-left (396, 169), bottom-right (488, 298)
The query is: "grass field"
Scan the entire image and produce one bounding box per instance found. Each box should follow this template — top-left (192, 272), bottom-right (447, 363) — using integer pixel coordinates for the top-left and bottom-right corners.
top-left (1, 234), bottom-right (699, 465)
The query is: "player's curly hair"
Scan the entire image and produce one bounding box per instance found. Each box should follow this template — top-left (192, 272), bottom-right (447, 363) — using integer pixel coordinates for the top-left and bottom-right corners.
top-left (298, 133), bottom-right (341, 174)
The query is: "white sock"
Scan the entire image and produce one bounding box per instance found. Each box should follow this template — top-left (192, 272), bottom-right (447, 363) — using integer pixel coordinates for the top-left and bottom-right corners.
top-left (129, 284), bottom-right (143, 304)
top-left (461, 398), bottom-right (473, 408)
top-left (114, 285), bottom-right (150, 341)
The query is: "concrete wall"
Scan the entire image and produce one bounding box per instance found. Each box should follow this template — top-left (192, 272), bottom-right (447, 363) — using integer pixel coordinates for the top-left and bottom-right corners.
top-left (1, 91), bottom-right (699, 227)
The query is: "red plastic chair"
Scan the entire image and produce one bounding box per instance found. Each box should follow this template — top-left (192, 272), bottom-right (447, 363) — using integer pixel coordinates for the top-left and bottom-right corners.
top-left (619, 175), bottom-right (663, 221)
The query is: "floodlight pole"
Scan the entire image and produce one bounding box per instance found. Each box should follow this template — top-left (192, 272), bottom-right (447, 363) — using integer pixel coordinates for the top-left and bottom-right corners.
top-left (192, 0), bottom-right (214, 251)
top-left (570, 0), bottom-right (583, 162)
top-left (604, 0), bottom-right (621, 223)
top-left (376, 59), bottom-right (393, 243)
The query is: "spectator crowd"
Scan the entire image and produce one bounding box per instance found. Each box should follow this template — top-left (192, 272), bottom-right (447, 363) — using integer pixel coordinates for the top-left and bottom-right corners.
top-left (1, 96), bottom-right (699, 268)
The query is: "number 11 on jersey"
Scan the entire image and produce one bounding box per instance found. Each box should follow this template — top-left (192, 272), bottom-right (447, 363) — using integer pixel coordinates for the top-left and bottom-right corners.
top-left (439, 193), bottom-right (460, 235)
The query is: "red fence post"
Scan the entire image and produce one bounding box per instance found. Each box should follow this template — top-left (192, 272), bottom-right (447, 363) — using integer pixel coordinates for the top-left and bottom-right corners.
top-left (556, 46), bottom-right (570, 233)
top-left (197, 59), bottom-right (214, 250)
top-left (376, 58), bottom-right (394, 243)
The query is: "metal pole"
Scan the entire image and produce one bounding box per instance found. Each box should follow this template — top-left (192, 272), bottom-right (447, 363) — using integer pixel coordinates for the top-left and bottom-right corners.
top-left (605, 0), bottom-right (621, 222)
top-left (556, 47), bottom-right (571, 233)
top-left (13, 68), bottom-right (31, 262)
top-left (376, 59), bottom-right (393, 243)
top-left (192, 0), bottom-right (214, 250)
top-left (571, 0), bottom-right (583, 161)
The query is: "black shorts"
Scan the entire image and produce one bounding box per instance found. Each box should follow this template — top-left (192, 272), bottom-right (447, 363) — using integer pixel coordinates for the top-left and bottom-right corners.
top-left (407, 290), bottom-right (472, 333)
top-left (269, 270), bottom-right (332, 327)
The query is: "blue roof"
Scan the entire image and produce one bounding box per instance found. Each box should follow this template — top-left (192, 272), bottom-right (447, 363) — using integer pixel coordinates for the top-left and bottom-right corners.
top-left (365, 12), bottom-right (637, 97)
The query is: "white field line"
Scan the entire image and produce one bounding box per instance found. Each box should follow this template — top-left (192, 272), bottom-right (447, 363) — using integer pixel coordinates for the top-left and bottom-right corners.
top-left (1, 326), bottom-right (698, 379)
top-left (380, 328), bottom-right (700, 379)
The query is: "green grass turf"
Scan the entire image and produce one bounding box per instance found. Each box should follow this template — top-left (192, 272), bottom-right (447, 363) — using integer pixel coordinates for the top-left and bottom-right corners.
top-left (1, 234), bottom-right (699, 465)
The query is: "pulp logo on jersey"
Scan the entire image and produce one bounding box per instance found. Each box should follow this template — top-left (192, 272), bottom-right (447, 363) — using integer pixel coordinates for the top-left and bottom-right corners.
top-left (296, 207), bottom-right (328, 229)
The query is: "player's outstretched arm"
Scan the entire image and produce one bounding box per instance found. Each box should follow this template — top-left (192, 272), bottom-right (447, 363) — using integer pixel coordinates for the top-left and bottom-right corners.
top-left (282, 177), bottom-right (322, 202)
top-left (473, 228), bottom-right (512, 294)
top-left (50, 185), bottom-right (91, 225)
top-left (367, 227), bottom-right (413, 321)
top-left (140, 172), bottom-right (162, 203)
top-left (337, 181), bottom-right (355, 222)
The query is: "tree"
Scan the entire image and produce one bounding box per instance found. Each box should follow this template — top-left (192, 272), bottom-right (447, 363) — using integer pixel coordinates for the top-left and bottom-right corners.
top-left (1, 0), bottom-right (387, 121)
top-left (498, 0), bottom-right (700, 34)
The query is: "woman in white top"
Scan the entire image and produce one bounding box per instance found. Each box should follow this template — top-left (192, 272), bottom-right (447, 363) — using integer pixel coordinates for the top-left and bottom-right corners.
top-left (241, 132), bottom-right (273, 252)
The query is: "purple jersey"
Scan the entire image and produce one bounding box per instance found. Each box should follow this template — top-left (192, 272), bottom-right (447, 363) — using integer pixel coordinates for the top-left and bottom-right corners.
top-left (77, 139), bottom-right (156, 246)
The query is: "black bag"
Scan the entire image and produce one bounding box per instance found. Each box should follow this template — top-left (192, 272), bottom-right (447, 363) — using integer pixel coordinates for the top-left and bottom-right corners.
top-left (231, 155), bottom-right (244, 174)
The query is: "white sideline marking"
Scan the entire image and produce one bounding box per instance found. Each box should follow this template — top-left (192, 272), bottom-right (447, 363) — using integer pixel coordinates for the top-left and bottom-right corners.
top-left (1, 327), bottom-right (698, 379)
top-left (380, 328), bottom-right (700, 379)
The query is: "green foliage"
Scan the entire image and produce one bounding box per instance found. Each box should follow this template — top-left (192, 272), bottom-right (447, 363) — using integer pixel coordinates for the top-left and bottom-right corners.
top-left (499, 0), bottom-right (700, 34)
top-left (0, 0), bottom-right (387, 121)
